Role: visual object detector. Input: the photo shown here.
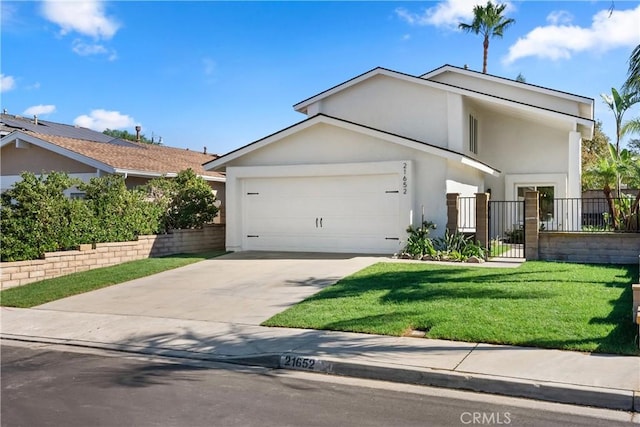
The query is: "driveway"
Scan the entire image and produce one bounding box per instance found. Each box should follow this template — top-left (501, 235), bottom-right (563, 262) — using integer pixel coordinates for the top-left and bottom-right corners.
top-left (36, 252), bottom-right (383, 325)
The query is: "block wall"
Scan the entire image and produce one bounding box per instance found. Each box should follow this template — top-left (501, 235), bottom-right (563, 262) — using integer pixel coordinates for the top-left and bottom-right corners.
top-left (538, 233), bottom-right (640, 264)
top-left (1, 225), bottom-right (225, 289)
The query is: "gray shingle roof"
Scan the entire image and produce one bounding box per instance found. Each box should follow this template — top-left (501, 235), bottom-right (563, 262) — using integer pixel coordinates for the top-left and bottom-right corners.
top-left (0, 113), bottom-right (137, 146)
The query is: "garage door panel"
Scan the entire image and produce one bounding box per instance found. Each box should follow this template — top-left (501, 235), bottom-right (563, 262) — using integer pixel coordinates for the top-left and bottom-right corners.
top-left (245, 235), bottom-right (401, 254)
top-left (245, 217), bottom-right (314, 234)
top-left (242, 174), bottom-right (402, 253)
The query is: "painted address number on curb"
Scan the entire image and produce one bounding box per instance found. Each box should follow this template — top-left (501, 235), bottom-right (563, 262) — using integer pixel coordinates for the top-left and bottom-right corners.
top-left (280, 354), bottom-right (322, 371)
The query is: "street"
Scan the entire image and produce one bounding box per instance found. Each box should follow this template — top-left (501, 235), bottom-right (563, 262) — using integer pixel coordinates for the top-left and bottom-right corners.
top-left (1, 342), bottom-right (637, 427)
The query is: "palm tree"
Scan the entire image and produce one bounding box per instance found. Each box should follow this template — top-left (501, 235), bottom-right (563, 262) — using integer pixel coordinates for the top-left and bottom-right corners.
top-left (621, 45), bottom-right (640, 155)
top-left (586, 145), bottom-right (619, 229)
top-left (624, 43), bottom-right (640, 92)
top-left (600, 87), bottom-right (639, 156)
top-left (458, 1), bottom-right (515, 74)
top-left (623, 152), bottom-right (640, 230)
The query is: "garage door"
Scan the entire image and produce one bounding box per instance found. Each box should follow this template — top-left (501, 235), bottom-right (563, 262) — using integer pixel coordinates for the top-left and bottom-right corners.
top-left (242, 174), bottom-right (402, 253)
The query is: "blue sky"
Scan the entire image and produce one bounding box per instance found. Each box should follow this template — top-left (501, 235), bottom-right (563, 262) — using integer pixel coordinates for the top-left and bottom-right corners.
top-left (2, 1), bottom-right (639, 155)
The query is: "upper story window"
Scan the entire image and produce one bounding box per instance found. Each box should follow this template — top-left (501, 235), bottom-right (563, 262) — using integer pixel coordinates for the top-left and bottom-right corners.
top-left (468, 114), bottom-right (478, 154)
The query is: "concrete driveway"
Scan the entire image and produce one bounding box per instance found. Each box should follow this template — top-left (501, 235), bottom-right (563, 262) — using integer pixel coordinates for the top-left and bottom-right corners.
top-left (36, 252), bottom-right (383, 325)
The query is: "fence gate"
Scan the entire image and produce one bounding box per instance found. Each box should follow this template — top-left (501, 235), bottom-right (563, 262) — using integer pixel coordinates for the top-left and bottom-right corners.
top-left (488, 200), bottom-right (525, 259)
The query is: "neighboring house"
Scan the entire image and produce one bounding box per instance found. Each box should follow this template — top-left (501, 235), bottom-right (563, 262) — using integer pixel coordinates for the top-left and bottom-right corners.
top-left (204, 64), bottom-right (594, 254)
top-left (0, 113), bottom-right (226, 222)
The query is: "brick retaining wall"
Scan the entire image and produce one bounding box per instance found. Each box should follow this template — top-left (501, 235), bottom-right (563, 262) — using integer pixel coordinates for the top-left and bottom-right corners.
top-left (1, 225), bottom-right (225, 289)
top-left (539, 232), bottom-right (640, 264)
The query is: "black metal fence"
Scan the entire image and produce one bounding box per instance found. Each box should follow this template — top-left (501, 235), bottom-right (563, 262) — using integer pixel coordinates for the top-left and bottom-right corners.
top-left (544, 197), bottom-right (639, 232)
top-left (457, 197), bottom-right (476, 233)
top-left (456, 197), bottom-right (526, 258)
top-left (488, 200), bottom-right (525, 258)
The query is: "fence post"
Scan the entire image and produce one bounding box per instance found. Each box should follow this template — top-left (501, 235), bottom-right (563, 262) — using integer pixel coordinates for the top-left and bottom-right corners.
top-left (475, 193), bottom-right (489, 255)
top-left (524, 191), bottom-right (539, 261)
top-left (446, 193), bottom-right (460, 235)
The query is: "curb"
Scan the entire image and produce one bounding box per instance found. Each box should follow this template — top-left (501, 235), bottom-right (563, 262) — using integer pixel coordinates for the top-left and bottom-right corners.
top-left (0, 334), bottom-right (282, 368)
top-left (2, 335), bottom-right (636, 412)
top-left (277, 353), bottom-right (637, 412)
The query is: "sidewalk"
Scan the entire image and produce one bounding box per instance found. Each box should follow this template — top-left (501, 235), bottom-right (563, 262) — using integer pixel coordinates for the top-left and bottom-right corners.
top-left (2, 306), bottom-right (638, 412)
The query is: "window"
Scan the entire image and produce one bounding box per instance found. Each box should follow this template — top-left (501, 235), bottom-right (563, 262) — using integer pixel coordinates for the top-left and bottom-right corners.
top-left (517, 185), bottom-right (554, 220)
top-left (468, 114), bottom-right (478, 154)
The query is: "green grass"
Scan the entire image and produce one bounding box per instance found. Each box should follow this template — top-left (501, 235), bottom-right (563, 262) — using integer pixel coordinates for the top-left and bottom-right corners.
top-left (488, 241), bottom-right (511, 257)
top-left (0, 251), bottom-right (227, 308)
top-left (263, 261), bottom-right (639, 355)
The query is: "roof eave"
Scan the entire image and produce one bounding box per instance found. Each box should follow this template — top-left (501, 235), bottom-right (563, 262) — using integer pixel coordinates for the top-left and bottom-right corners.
top-left (420, 64), bottom-right (595, 105)
top-left (1, 131), bottom-right (116, 173)
top-left (204, 114), bottom-right (501, 177)
top-left (113, 168), bottom-right (225, 182)
top-left (291, 67), bottom-right (594, 129)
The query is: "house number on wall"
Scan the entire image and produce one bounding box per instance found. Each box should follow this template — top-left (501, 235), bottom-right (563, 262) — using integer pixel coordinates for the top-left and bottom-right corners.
top-left (402, 162), bottom-right (408, 194)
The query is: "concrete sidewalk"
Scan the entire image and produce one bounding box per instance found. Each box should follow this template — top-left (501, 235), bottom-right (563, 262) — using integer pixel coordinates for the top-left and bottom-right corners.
top-left (2, 306), bottom-right (638, 412)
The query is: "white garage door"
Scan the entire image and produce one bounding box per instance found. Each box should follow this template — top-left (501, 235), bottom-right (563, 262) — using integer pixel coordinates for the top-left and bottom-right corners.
top-left (242, 174), bottom-right (402, 253)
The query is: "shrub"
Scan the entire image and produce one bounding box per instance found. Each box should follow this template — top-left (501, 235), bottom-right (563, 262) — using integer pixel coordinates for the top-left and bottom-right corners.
top-left (435, 229), bottom-right (486, 260)
top-left (403, 221), bottom-right (437, 258)
top-left (142, 169), bottom-right (218, 231)
top-left (403, 224), bottom-right (485, 262)
top-left (504, 227), bottom-right (524, 244)
top-left (79, 175), bottom-right (163, 242)
top-left (0, 171), bottom-right (86, 261)
top-left (0, 169), bottom-right (217, 262)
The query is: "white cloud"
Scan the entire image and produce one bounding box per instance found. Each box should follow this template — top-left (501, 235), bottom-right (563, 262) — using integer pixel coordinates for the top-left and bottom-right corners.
top-left (41, 0), bottom-right (120, 39)
top-left (74, 109), bottom-right (135, 131)
top-left (1, 74), bottom-right (16, 92)
top-left (72, 39), bottom-right (117, 60)
top-left (72, 39), bottom-right (107, 55)
top-left (1, 2), bottom-right (18, 28)
top-left (23, 105), bottom-right (56, 116)
top-left (395, 0), bottom-right (512, 29)
top-left (546, 10), bottom-right (573, 26)
top-left (504, 5), bottom-right (640, 65)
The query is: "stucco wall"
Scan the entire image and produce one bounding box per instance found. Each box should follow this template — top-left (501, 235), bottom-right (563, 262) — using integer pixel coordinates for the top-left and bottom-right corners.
top-left (223, 122), bottom-right (479, 239)
top-left (1, 142), bottom-right (96, 175)
top-left (539, 232), bottom-right (640, 264)
top-left (427, 71), bottom-right (586, 118)
top-left (0, 225), bottom-right (225, 289)
top-left (481, 110), bottom-right (569, 199)
top-left (313, 75), bottom-right (449, 148)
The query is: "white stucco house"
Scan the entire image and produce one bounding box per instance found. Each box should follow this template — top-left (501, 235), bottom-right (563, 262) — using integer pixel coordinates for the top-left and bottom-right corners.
top-left (204, 64), bottom-right (594, 254)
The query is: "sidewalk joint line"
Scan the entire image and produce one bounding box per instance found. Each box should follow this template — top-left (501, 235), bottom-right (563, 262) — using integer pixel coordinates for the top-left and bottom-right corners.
top-left (453, 343), bottom-right (478, 371)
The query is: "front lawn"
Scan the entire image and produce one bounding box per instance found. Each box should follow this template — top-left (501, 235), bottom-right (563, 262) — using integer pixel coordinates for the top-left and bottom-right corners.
top-left (263, 261), bottom-right (639, 355)
top-left (0, 251), bottom-right (227, 308)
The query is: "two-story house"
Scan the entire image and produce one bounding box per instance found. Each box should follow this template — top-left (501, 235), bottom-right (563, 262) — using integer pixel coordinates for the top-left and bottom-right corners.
top-left (204, 65), bottom-right (594, 253)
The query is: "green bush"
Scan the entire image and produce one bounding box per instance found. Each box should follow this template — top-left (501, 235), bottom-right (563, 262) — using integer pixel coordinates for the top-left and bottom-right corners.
top-left (0, 172), bottom-right (88, 261)
top-left (79, 175), bottom-right (163, 242)
top-left (142, 169), bottom-right (218, 231)
top-left (1, 169), bottom-right (219, 262)
top-left (403, 223), bottom-right (486, 261)
top-left (504, 227), bottom-right (524, 243)
top-left (403, 221), bottom-right (437, 258)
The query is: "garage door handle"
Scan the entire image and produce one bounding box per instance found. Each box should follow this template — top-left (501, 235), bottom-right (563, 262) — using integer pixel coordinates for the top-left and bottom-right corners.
top-left (316, 218), bottom-right (318, 228)
top-left (320, 218), bottom-right (323, 228)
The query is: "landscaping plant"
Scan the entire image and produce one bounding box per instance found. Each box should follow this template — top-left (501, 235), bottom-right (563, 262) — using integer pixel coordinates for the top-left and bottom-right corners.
top-left (403, 222), bottom-right (485, 261)
top-left (0, 172), bottom-right (93, 261)
top-left (142, 169), bottom-right (219, 231)
top-left (403, 221), bottom-right (437, 258)
top-left (1, 170), bottom-right (219, 261)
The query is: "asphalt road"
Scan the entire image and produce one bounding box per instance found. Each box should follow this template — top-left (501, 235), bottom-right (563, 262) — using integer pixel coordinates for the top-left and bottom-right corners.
top-left (1, 343), bottom-right (637, 427)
